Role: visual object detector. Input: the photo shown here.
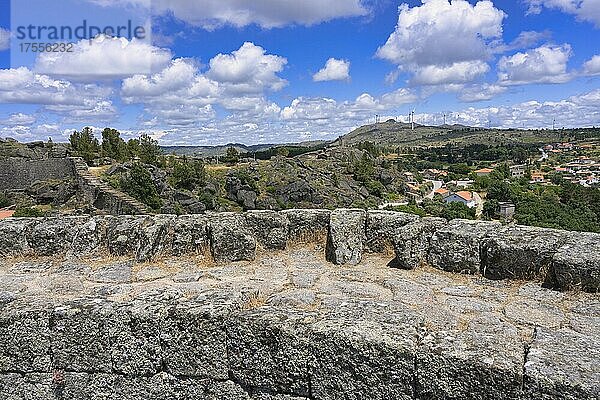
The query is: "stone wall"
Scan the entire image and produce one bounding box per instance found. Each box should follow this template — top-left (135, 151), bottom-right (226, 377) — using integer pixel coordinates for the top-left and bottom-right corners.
top-left (0, 210), bottom-right (598, 400)
top-left (0, 156), bottom-right (149, 215)
top-left (70, 158), bottom-right (149, 215)
top-left (0, 209), bottom-right (597, 292)
top-left (0, 158), bottom-right (75, 190)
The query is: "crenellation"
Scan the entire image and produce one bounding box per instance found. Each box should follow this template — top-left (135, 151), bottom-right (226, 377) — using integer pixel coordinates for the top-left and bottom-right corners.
top-left (0, 209), bottom-right (598, 292)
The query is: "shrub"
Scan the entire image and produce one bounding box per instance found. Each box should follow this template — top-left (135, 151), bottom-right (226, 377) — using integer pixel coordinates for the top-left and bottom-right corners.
top-left (0, 193), bottom-right (10, 208)
top-left (120, 163), bottom-right (162, 210)
top-left (172, 159), bottom-right (206, 190)
top-left (13, 207), bottom-right (45, 218)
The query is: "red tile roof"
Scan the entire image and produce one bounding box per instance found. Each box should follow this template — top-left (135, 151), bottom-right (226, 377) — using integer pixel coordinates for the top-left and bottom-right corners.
top-left (0, 210), bottom-right (15, 219)
top-left (455, 191), bottom-right (473, 201)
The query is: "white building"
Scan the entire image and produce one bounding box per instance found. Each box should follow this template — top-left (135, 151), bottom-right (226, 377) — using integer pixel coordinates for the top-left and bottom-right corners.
top-left (444, 191), bottom-right (476, 208)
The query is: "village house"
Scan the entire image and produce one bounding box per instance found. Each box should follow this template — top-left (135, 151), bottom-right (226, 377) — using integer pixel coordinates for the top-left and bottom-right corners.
top-left (434, 188), bottom-right (450, 198)
top-left (444, 191), bottom-right (476, 208)
top-left (498, 202), bottom-right (516, 220)
top-left (474, 168), bottom-right (493, 177)
top-left (530, 172), bottom-right (545, 183)
top-left (0, 206), bottom-right (15, 220)
top-left (448, 179), bottom-right (474, 188)
top-left (510, 164), bottom-right (527, 178)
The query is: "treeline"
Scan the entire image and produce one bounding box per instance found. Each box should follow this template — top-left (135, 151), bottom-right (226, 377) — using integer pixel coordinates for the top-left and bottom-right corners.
top-left (69, 127), bottom-right (162, 165)
top-left (241, 143), bottom-right (328, 160)
top-left (414, 143), bottom-right (533, 164)
top-left (484, 175), bottom-right (600, 232)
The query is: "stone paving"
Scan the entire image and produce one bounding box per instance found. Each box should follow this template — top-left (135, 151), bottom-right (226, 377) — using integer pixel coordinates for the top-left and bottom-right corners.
top-left (0, 245), bottom-right (598, 399)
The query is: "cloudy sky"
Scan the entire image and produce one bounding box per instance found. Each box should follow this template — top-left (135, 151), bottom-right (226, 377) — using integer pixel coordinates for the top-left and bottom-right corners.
top-left (0, 0), bottom-right (600, 145)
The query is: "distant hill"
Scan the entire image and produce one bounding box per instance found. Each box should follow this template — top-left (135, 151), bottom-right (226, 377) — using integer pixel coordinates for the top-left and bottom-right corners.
top-left (161, 140), bottom-right (330, 158)
top-left (335, 121), bottom-right (574, 148)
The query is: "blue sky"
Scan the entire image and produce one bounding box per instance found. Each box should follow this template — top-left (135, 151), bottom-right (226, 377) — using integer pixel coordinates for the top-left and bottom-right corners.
top-left (0, 0), bottom-right (599, 145)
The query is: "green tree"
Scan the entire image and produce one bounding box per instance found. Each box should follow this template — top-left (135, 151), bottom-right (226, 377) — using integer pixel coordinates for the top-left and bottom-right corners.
top-left (352, 153), bottom-right (375, 183)
top-left (483, 199), bottom-right (499, 220)
top-left (120, 163), bottom-right (162, 210)
top-left (491, 164), bottom-right (510, 180)
top-left (126, 138), bottom-right (140, 158)
top-left (275, 147), bottom-right (290, 157)
top-left (223, 147), bottom-right (240, 165)
top-left (69, 127), bottom-right (100, 163)
top-left (441, 202), bottom-right (476, 220)
top-left (101, 128), bottom-right (127, 161)
top-left (172, 159), bottom-right (206, 191)
top-left (487, 180), bottom-right (513, 202)
top-left (137, 134), bottom-right (162, 165)
top-left (13, 207), bottom-right (45, 218)
top-left (448, 163), bottom-right (471, 176)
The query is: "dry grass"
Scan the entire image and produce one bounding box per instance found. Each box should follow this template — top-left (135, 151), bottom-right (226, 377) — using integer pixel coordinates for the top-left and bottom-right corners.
top-left (240, 290), bottom-right (267, 310)
top-left (88, 165), bottom-right (111, 177)
top-left (1, 253), bottom-right (59, 265)
top-left (288, 229), bottom-right (328, 247)
top-left (206, 165), bottom-right (231, 172)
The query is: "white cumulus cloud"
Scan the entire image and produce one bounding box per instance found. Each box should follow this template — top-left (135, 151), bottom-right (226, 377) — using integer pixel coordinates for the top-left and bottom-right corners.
top-left (376, 0), bottom-right (505, 86)
top-left (524, 0), bottom-right (600, 27)
top-left (313, 58), bottom-right (351, 82)
top-left (87, 0), bottom-right (369, 29)
top-left (35, 35), bottom-right (172, 82)
top-left (0, 67), bottom-right (116, 121)
top-left (206, 42), bottom-right (288, 95)
top-left (411, 61), bottom-right (490, 86)
top-left (122, 42), bottom-right (287, 129)
top-left (583, 55), bottom-right (600, 76)
top-left (498, 44), bottom-right (573, 85)
top-left (0, 113), bottom-right (36, 126)
top-left (459, 84), bottom-right (507, 102)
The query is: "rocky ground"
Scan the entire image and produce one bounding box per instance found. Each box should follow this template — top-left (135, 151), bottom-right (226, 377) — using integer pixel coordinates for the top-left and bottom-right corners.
top-left (101, 147), bottom-right (408, 214)
top-left (1, 246), bottom-right (598, 399)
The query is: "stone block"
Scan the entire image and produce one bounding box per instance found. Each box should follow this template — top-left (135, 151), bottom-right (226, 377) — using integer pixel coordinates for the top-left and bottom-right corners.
top-left (245, 210), bottom-right (290, 250)
top-left (309, 319), bottom-right (417, 400)
top-left (0, 305), bottom-right (51, 373)
top-left (417, 315), bottom-right (526, 400)
top-left (428, 219), bottom-right (501, 274)
top-left (160, 303), bottom-right (228, 379)
top-left (51, 301), bottom-right (115, 373)
top-left (0, 373), bottom-right (53, 400)
top-left (209, 213), bottom-right (256, 262)
top-left (326, 209), bottom-right (366, 265)
top-left (524, 328), bottom-right (600, 399)
top-left (26, 217), bottom-right (89, 256)
top-left (105, 215), bottom-right (175, 262)
top-left (281, 209), bottom-right (330, 243)
top-left (108, 304), bottom-right (163, 376)
top-left (392, 217), bottom-right (446, 270)
top-left (226, 309), bottom-right (311, 397)
top-left (552, 232), bottom-right (600, 292)
top-left (365, 210), bottom-right (420, 253)
top-left (171, 215), bottom-right (210, 256)
top-left (481, 225), bottom-right (567, 281)
top-left (0, 218), bottom-right (34, 256)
